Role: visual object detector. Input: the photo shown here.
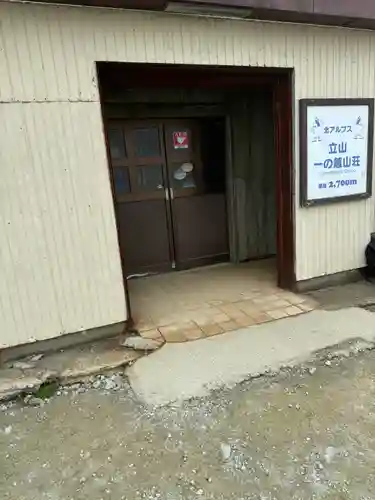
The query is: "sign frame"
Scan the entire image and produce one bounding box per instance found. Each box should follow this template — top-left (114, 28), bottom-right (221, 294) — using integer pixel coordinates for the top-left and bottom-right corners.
top-left (299, 98), bottom-right (374, 207)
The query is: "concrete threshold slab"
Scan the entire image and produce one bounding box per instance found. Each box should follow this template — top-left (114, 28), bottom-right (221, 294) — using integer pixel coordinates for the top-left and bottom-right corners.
top-left (127, 308), bottom-right (375, 406)
top-left (0, 337), bottom-right (142, 402)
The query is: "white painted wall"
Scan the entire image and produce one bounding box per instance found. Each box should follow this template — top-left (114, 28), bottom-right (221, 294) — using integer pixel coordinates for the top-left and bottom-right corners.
top-left (1, 2), bottom-right (374, 346)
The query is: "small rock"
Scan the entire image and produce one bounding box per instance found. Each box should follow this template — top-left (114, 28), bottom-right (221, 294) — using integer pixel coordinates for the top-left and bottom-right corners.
top-left (325, 360), bottom-right (332, 366)
top-left (324, 446), bottom-right (337, 464)
top-left (121, 336), bottom-right (162, 351)
top-left (11, 361), bottom-right (35, 370)
top-left (24, 395), bottom-right (45, 407)
top-left (29, 354), bottom-right (43, 362)
top-left (3, 425), bottom-right (12, 435)
top-left (196, 489), bottom-right (204, 495)
top-left (308, 367), bottom-right (317, 375)
top-left (220, 443), bottom-right (232, 462)
top-left (93, 380), bottom-right (101, 390)
top-left (111, 375), bottom-right (123, 388)
top-left (103, 379), bottom-right (117, 391)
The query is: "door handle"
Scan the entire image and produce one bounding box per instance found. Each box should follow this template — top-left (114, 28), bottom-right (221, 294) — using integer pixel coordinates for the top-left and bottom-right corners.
top-left (164, 188), bottom-right (174, 201)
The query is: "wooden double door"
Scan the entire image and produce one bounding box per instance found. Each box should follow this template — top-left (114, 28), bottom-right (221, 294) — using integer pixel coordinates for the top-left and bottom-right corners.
top-left (106, 118), bottom-right (229, 275)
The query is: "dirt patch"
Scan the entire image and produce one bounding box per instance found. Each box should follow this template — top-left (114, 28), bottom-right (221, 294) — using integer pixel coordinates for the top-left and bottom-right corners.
top-left (2, 351), bottom-right (375, 498)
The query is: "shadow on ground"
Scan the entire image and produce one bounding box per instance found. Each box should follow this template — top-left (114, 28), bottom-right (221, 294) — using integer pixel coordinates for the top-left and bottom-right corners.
top-left (307, 279), bottom-right (375, 311)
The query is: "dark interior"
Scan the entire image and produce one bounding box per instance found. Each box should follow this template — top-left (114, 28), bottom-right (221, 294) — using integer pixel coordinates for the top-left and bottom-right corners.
top-left (200, 117), bottom-right (226, 195)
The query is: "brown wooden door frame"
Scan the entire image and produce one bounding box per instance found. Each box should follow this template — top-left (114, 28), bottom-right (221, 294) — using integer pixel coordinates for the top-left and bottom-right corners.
top-left (108, 120), bottom-right (168, 202)
top-left (163, 118), bottom-right (203, 269)
top-left (98, 67), bottom-right (295, 329)
top-left (106, 118), bottom-right (218, 275)
top-left (106, 119), bottom-right (177, 277)
top-left (122, 119), bottom-right (176, 272)
top-left (163, 118), bottom-right (229, 270)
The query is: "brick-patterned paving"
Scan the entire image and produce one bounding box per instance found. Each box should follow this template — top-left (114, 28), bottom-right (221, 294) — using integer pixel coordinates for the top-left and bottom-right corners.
top-left (128, 260), bottom-right (317, 344)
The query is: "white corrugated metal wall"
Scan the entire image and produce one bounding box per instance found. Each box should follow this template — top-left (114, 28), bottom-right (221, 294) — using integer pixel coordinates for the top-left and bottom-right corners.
top-left (1, 2), bottom-right (374, 346)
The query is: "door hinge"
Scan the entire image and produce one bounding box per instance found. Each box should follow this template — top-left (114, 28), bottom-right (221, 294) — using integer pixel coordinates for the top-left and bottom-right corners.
top-left (172, 260), bottom-right (176, 269)
top-left (165, 188), bottom-right (170, 201)
top-left (170, 188), bottom-right (174, 200)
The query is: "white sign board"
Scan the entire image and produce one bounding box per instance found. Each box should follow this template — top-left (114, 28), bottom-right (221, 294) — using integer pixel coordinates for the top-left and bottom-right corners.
top-left (300, 99), bottom-right (373, 206)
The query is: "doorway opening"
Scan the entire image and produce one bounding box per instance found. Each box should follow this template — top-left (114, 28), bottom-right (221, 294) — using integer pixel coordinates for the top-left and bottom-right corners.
top-left (97, 62), bottom-right (295, 332)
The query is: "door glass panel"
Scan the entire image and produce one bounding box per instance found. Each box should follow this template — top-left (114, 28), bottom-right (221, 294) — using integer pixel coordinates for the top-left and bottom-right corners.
top-left (136, 165), bottom-right (164, 191)
top-left (108, 128), bottom-right (126, 160)
top-left (134, 127), bottom-right (160, 157)
top-left (113, 167), bottom-right (130, 196)
top-left (170, 162), bottom-right (197, 189)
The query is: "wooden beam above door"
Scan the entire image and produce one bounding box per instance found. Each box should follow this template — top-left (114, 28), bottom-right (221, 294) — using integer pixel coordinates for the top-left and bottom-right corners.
top-left (11, 0), bottom-right (375, 31)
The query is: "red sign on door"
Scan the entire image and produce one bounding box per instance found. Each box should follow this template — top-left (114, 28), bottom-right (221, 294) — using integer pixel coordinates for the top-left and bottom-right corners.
top-left (173, 131), bottom-right (189, 149)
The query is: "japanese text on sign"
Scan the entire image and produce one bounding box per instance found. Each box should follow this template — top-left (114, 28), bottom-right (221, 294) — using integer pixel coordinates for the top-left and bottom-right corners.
top-left (306, 105), bottom-right (370, 201)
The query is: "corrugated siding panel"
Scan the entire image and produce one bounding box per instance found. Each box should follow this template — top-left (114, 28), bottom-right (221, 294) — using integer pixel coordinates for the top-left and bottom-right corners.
top-left (0, 102), bottom-right (126, 347)
top-left (1, 2), bottom-right (375, 345)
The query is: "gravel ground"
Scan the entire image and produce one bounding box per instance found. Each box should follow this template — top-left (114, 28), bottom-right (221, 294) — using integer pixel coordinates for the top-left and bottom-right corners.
top-left (2, 350), bottom-right (375, 499)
